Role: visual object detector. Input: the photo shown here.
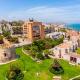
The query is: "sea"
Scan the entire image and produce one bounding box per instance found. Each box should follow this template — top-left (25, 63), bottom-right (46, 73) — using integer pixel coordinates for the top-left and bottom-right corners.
top-left (65, 24), bottom-right (80, 31)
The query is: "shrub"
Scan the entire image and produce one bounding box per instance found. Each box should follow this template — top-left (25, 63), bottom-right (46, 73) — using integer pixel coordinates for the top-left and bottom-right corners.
top-left (0, 35), bottom-right (4, 44)
top-left (12, 27), bottom-right (23, 35)
top-left (32, 40), bottom-right (45, 51)
top-left (3, 30), bottom-right (11, 38)
top-left (36, 53), bottom-right (44, 60)
top-left (23, 38), bottom-right (64, 60)
top-left (8, 37), bottom-right (19, 43)
top-left (6, 65), bottom-right (24, 80)
top-left (23, 45), bottom-right (31, 50)
top-left (43, 49), bottom-right (50, 59)
top-left (49, 59), bottom-right (64, 75)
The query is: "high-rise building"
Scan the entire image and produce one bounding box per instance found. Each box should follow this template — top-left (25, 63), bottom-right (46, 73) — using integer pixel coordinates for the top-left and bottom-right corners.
top-left (23, 19), bottom-right (45, 41)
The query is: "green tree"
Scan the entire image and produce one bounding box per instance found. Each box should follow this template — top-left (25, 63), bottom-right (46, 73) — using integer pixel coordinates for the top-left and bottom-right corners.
top-left (10, 20), bottom-right (24, 26)
top-left (8, 37), bottom-right (19, 43)
top-left (43, 49), bottom-right (51, 58)
top-left (32, 40), bottom-right (45, 52)
top-left (0, 35), bottom-right (4, 44)
top-left (36, 53), bottom-right (44, 60)
top-left (12, 27), bottom-right (23, 34)
top-left (6, 65), bottom-right (24, 80)
top-left (23, 45), bottom-right (31, 50)
top-left (3, 30), bottom-right (11, 38)
top-left (30, 45), bottom-right (38, 58)
top-left (44, 38), bottom-right (53, 48)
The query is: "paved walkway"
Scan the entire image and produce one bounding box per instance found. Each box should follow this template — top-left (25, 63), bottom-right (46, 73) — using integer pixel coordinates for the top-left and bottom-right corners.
top-left (22, 47), bottom-right (35, 60)
top-left (0, 59), bottom-right (17, 65)
top-left (53, 76), bottom-right (61, 80)
top-left (69, 75), bottom-right (80, 80)
top-left (13, 41), bottom-right (32, 47)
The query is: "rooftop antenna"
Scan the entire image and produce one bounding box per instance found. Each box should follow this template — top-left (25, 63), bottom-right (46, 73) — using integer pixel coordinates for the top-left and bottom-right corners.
top-left (29, 18), bottom-right (34, 22)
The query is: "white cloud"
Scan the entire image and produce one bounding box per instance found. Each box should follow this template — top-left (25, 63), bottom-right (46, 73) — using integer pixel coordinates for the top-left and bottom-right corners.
top-left (7, 5), bottom-right (80, 23)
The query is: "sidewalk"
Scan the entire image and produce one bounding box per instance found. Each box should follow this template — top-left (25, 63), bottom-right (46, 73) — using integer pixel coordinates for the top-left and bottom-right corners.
top-left (69, 75), bottom-right (80, 80)
top-left (0, 59), bottom-right (17, 65)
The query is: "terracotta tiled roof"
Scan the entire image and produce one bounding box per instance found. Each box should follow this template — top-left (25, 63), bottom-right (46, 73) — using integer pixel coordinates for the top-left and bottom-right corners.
top-left (57, 41), bottom-right (72, 49)
top-left (67, 30), bottom-right (78, 36)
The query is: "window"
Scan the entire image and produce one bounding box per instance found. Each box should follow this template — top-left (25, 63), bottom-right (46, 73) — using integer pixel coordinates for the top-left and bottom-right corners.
top-left (59, 50), bottom-right (61, 58)
top-left (4, 53), bottom-right (7, 57)
top-left (55, 48), bottom-right (57, 50)
top-left (32, 26), bottom-right (40, 31)
top-left (69, 48), bottom-right (72, 52)
top-left (65, 49), bottom-right (68, 53)
top-left (70, 57), bottom-right (77, 63)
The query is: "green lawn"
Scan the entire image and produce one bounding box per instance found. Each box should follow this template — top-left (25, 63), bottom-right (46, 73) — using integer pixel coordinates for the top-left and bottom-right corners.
top-left (76, 48), bottom-right (80, 54)
top-left (73, 77), bottom-right (80, 80)
top-left (0, 47), bottom-right (80, 80)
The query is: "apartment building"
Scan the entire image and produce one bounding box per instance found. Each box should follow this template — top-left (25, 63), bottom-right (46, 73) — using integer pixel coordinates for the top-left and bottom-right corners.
top-left (46, 32), bottom-right (65, 39)
top-left (23, 20), bottom-right (45, 41)
top-left (51, 40), bottom-right (78, 61)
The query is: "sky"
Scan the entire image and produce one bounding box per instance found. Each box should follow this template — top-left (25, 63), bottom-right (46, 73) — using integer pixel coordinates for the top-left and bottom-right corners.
top-left (0, 0), bottom-right (80, 23)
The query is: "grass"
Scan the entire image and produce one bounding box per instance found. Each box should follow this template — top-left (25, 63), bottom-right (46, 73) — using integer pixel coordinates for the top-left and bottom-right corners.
top-left (59, 60), bottom-right (80, 80)
top-left (0, 47), bottom-right (80, 80)
top-left (76, 48), bottom-right (80, 54)
top-left (73, 77), bottom-right (80, 80)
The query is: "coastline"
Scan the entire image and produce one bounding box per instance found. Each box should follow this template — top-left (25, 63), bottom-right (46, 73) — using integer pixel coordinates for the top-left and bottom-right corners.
top-left (65, 24), bottom-right (80, 32)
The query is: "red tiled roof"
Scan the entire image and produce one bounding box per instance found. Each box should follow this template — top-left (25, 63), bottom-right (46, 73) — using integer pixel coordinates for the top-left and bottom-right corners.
top-left (67, 30), bottom-right (78, 36)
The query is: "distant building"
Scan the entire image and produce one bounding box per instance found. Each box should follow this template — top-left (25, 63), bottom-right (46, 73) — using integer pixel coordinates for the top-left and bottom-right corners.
top-left (23, 19), bottom-right (45, 41)
top-left (45, 24), bottom-right (65, 34)
top-left (66, 30), bottom-right (79, 41)
top-left (46, 32), bottom-right (65, 39)
top-left (0, 23), bottom-right (13, 35)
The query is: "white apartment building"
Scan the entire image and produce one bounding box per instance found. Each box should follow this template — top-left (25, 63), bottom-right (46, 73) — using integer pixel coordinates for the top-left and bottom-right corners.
top-left (46, 32), bottom-right (65, 39)
top-left (51, 40), bottom-right (80, 64)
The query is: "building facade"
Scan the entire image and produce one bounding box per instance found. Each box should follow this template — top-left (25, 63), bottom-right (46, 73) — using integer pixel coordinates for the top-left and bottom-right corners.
top-left (23, 20), bottom-right (45, 41)
top-left (51, 40), bottom-right (79, 63)
top-left (0, 47), bottom-right (16, 63)
top-left (46, 32), bottom-right (65, 39)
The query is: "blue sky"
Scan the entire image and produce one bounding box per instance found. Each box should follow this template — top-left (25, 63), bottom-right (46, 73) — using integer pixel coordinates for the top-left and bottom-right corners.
top-left (0, 0), bottom-right (80, 23)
